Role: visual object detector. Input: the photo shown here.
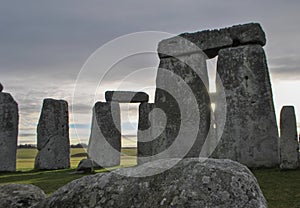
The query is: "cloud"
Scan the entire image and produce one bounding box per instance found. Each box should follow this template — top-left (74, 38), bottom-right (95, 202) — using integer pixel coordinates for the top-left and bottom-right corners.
top-left (19, 133), bottom-right (36, 138)
top-left (1, 0), bottom-right (300, 144)
top-left (269, 55), bottom-right (300, 80)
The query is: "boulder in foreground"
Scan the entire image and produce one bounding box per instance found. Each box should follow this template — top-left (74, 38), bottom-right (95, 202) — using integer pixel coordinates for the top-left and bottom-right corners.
top-left (0, 184), bottom-right (46, 208)
top-left (38, 158), bottom-right (267, 208)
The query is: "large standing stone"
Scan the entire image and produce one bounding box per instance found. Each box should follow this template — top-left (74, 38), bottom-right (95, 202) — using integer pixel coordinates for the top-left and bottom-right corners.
top-left (213, 44), bottom-right (279, 167)
top-left (154, 51), bottom-right (211, 159)
top-left (38, 158), bottom-right (268, 208)
top-left (280, 106), bottom-right (299, 169)
top-left (137, 103), bottom-right (155, 164)
top-left (0, 91), bottom-right (18, 172)
top-left (0, 83), bottom-right (3, 92)
top-left (34, 98), bottom-right (70, 170)
top-left (88, 102), bottom-right (121, 167)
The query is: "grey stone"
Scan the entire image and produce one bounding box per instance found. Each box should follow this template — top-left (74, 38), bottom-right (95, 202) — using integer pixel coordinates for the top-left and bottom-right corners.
top-left (0, 92), bottom-right (18, 172)
top-left (88, 101), bottom-right (121, 167)
top-left (0, 184), bottom-right (46, 208)
top-left (105, 91), bottom-right (149, 103)
top-left (280, 106), bottom-right (299, 169)
top-left (34, 98), bottom-right (70, 170)
top-left (154, 52), bottom-right (211, 159)
top-left (213, 44), bottom-right (279, 167)
top-left (0, 83), bottom-right (3, 92)
top-left (76, 158), bottom-right (102, 173)
top-left (159, 23), bottom-right (266, 59)
top-left (137, 103), bottom-right (156, 164)
top-left (38, 158), bottom-right (268, 208)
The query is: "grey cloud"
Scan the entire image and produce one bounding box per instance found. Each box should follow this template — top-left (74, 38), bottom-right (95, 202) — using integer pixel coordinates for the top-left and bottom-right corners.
top-left (269, 55), bottom-right (300, 80)
top-left (19, 133), bottom-right (36, 138)
top-left (1, 0), bottom-right (300, 143)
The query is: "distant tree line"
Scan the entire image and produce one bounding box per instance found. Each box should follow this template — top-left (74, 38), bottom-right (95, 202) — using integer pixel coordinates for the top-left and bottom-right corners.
top-left (18, 144), bottom-right (36, 149)
top-left (18, 143), bottom-right (88, 149)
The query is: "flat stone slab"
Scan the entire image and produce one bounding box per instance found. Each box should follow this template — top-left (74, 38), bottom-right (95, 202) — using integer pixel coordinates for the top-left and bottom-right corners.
top-left (158, 22), bottom-right (266, 58)
top-left (105, 91), bottom-right (149, 103)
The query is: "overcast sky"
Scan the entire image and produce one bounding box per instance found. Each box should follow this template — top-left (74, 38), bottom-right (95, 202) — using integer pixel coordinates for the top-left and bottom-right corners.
top-left (1, 0), bottom-right (300, 145)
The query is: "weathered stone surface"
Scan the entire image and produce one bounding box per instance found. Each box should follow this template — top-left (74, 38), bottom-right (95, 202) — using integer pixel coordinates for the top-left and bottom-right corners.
top-left (0, 83), bottom-right (3, 92)
top-left (0, 92), bottom-right (18, 172)
top-left (280, 106), bottom-right (299, 169)
top-left (154, 52), bottom-right (211, 159)
top-left (38, 158), bottom-right (268, 208)
top-left (213, 44), bottom-right (279, 167)
top-left (88, 102), bottom-right (121, 167)
top-left (76, 159), bottom-right (102, 173)
top-left (159, 23), bottom-right (266, 59)
top-left (76, 159), bottom-right (94, 173)
top-left (137, 103), bottom-right (156, 164)
top-left (105, 91), bottom-right (149, 103)
top-left (0, 184), bottom-right (46, 208)
top-left (34, 98), bottom-right (70, 170)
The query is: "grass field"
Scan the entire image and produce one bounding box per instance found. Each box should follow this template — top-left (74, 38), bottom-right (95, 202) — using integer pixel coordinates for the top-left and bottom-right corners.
top-left (1, 148), bottom-right (300, 208)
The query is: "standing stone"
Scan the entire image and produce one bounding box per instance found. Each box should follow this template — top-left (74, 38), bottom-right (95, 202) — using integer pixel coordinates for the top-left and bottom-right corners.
top-left (213, 44), bottom-right (279, 167)
top-left (280, 106), bottom-right (299, 169)
top-left (0, 91), bottom-right (18, 172)
top-left (0, 83), bottom-right (3, 92)
top-left (154, 51), bottom-right (211, 159)
top-left (34, 98), bottom-right (70, 170)
top-left (88, 102), bottom-right (121, 167)
top-left (137, 103), bottom-right (155, 164)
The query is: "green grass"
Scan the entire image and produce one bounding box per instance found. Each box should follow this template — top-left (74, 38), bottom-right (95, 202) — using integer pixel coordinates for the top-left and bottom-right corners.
top-left (252, 168), bottom-right (300, 208)
top-left (1, 148), bottom-right (300, 207)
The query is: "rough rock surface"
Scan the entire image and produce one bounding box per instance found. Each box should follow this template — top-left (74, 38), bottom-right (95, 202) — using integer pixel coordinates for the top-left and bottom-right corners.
top-left (154, 52), bottom-right (211, 159)
top-left (38, 158), bottom-right (268, 208)
top-left (0, 92), bottom-right (18, 172)
top-left (213, 44), bottom-right (279, 167)
top-left (34, 98), bottom-right (70, 170)
top-left (76, 159), bottom-right (102, 173)
top-left (105, 91), bottom-right (149, 103)
top-left (158, 23), bottom-right (266, 58)
top-left (137, 103), bottom-right (156, 164)
top-left (280, 106), bottom-right (299, 169)
top-left (88, 102), bottom-right (121, 167)
top-left (0, 184), bottom-right (46, 208)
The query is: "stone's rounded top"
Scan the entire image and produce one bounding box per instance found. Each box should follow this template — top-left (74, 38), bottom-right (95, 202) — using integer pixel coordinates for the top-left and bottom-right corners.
top-left (0, 83), bottom-right (3, 92)
top-left (281, 105), bottom-right (295, 112)
top-left (158, 22), bottom-right (266, 59)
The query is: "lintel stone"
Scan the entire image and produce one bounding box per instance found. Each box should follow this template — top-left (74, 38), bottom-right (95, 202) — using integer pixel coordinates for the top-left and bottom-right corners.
top-left (158, 23), bottom-right (266, 59)
top-left (105, 91), bottom-right (149, 103)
